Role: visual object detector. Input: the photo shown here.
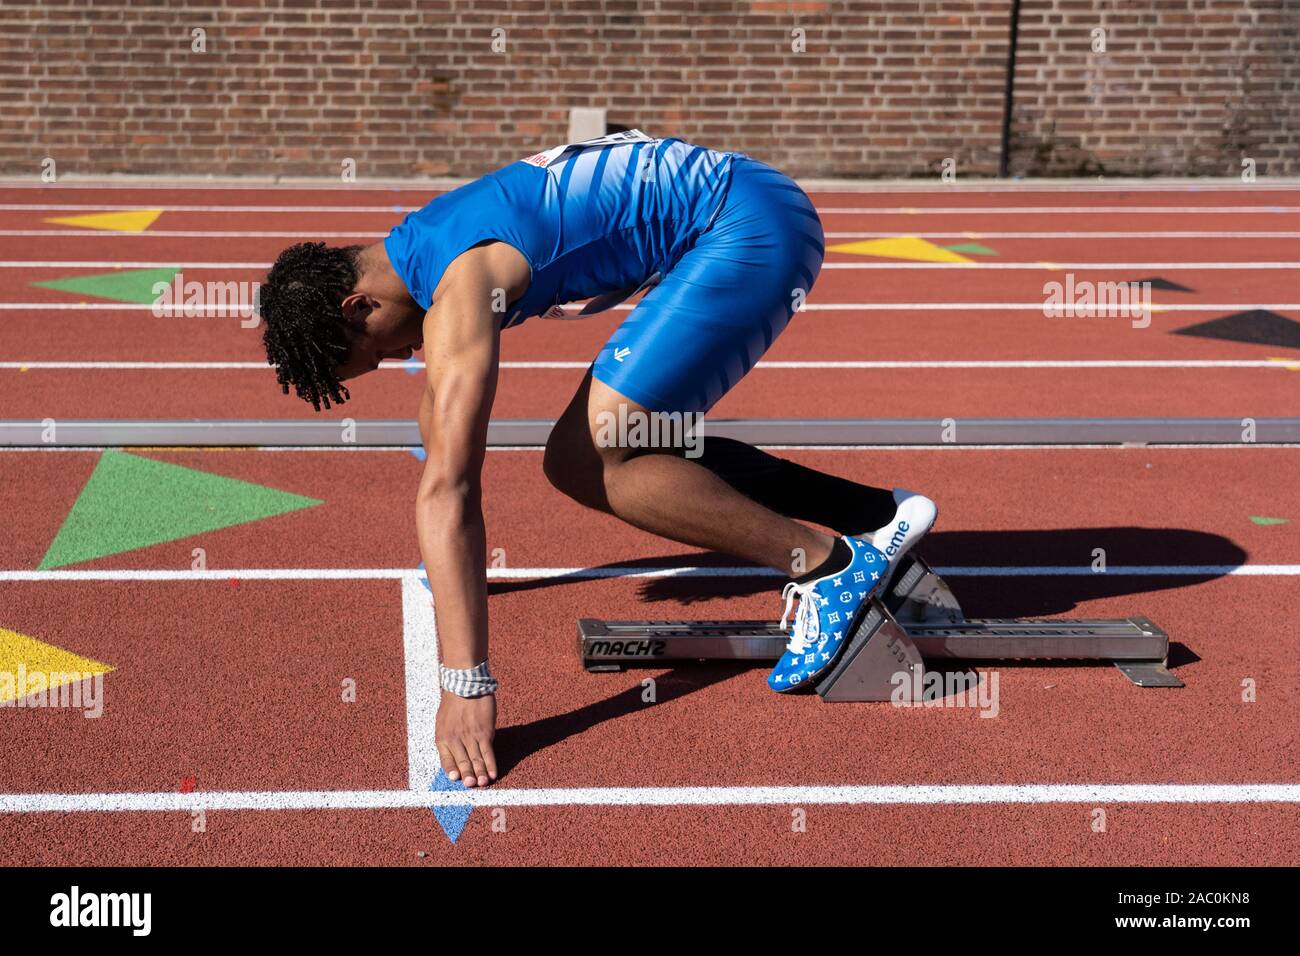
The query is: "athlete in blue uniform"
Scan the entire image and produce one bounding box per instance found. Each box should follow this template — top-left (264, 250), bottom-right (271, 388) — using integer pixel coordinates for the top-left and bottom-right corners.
top-left (259, 132), bottom-right (935, 786)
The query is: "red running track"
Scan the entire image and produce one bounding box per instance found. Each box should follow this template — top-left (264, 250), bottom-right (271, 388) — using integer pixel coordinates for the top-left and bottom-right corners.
top-left (0, 183), bottom-right (1296, 865)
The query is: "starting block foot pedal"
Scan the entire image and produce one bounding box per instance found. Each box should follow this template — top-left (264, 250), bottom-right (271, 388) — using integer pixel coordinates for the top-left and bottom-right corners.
top-left (578, 555), bottom-right (1184, 700)
top-left (812, 599), bottom-right (923, 702)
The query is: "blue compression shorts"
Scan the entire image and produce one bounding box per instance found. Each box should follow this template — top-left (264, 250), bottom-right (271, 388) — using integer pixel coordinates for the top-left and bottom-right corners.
top-left (591, 155), bottom-right (825, 413)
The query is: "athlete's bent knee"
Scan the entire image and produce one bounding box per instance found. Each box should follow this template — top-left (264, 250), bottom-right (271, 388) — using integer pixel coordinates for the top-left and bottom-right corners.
top-left (543, 426), bottom-right (605, 506)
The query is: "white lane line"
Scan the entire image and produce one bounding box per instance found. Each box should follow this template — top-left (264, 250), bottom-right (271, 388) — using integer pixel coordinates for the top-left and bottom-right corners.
top-left (401, 575), bottom-right (441, 793)
top-left (820, 206), bottom-right (1300, 215)
top-left (0, 181), bottom-right (466, 192)
top-left (0, 230), bottom-right (387, 238)
top-left (0, 261), bottom-right (269, 268)
top-left (3, 302), bottom-right (1298, 313)
top-left (0, 303), bottom-right (257, 312)
top-left (797, 303), bottom-right (1300, 312)
top-left (3, 565), bottom-right (1300, 583)
top-left (6, 229), bottom-right (1300, 239)
top-left (3, 444), bottom-right (1295, 453)
top-left (698, 443), bottom-right (1300, 450)
top-left (6, 260), bottom-right (1300, 270)
top-left (5, 203), bottom-right (1300, 215)
top-left (821, 261), bottom-right (1300, 270)
top-left (2, 360), bottom-right (1294, 371)
top-left (2, 179), bottom-right (1298, 192)
top-left (2, 362), bottom-right (274, 369)
top-left (0, 783), bottom-right (1295, 813)
top-left (0, 205), bottom-right (424, 213)
top-left (825, 231), bottom-right (1300, 239)
top-left (0, 445), bottom-right (545, 453)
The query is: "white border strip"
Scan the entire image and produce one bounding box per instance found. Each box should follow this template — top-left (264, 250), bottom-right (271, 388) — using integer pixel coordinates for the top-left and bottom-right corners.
top-left (820, 261), bottom-right (1300, 270)
top-left (6, 203), bottom-right (1300, 215)
top-left (0, 230), bottom-right (387, 238)
top-left (3, 565), bottom-right (1300, 583)
top-left (8, 229), bottom-right (1300, 240)
top-left (0, 783), bottom-right (1295, 813)
top-left (824, 231), bottom-right (1300, 239)
top-left (6, 260), bottom-right (1299, 271)
top-left (401, 575), bottom-right (441, 792)
top-left (3, 443), bottom-right (1296, 452)
top-left (3, 302), bottom-right (1298, 313)
top-left (0, 205), bottom-right (420, 214)
top-left (0, 261), bottom-right (270, 269)
top-left (820, 206), bottom-right (1300, 215)
top-left (3, 360), bottom-right (1294, 371)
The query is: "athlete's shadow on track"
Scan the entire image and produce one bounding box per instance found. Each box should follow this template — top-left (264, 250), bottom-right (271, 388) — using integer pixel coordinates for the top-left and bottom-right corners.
top-left (492, 665), bottom-right (741, 778)
top-left (490, 526), bottom-right (1238, 674)
top-left (491, 526), bottom-right (1246, 619)
top-left (490, 527), bottom-right (1240, 776)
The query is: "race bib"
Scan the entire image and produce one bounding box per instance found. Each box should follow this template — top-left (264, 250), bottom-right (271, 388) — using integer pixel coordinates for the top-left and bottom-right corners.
top-left (520, 129), bottom-right (655, 168)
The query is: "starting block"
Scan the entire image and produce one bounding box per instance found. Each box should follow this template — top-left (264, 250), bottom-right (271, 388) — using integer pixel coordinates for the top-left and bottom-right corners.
top-left (578, 555), bottom-right (1183, 701)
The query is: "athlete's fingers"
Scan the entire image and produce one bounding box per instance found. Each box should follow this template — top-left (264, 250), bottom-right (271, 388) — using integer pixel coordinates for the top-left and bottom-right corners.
top-left (438, 739), bottom-right (477, 786)
top-left (435, 741), bottom-right (460, 780)
top-left (477, 736), bottom-right (499, 781)
top-left (462, 739), bottom-right (491, 787)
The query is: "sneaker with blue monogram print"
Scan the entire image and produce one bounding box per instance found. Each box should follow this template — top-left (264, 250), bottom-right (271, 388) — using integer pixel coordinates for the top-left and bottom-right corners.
top-left (767, 535), bottom-right (888, 693)
top-left (767, 490), bottom-right (937, 694)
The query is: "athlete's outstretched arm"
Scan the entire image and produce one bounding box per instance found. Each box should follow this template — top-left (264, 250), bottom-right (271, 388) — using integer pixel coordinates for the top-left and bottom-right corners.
top-left (417, 241), bottom-right (529, 788)
top-left (418, 274), bottom-right (499, 671)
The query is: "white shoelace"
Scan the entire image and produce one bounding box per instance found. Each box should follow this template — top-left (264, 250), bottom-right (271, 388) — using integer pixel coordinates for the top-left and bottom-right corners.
top-left (779, 580), bottom-right (821, 655)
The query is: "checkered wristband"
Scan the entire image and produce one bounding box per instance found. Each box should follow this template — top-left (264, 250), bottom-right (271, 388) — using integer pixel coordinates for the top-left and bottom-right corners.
top-left (440, 660), bottom-right (498, 698)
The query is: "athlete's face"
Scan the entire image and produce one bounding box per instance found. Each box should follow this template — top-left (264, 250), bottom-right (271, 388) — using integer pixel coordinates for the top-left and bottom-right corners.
top-left (334, 294), bottom-right (423, 381)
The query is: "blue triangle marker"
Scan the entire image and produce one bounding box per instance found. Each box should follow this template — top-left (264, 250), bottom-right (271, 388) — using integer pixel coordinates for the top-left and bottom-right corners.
top-left (402, 355), bottom-right (422, 375)
top-left (429, 769), bottom-right (473, 843)
top-left (416, 560), bottom-right (432, 593)
top-left (409, 446), bottom-right (427, 462)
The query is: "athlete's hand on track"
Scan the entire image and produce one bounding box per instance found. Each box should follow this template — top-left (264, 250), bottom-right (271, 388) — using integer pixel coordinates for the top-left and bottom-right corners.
top-left (436, 693), bottom-right (498, 787)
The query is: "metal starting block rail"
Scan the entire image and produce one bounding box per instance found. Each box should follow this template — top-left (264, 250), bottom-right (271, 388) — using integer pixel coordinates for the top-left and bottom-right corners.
top-left (578, 555), bottom-right (1183, 701)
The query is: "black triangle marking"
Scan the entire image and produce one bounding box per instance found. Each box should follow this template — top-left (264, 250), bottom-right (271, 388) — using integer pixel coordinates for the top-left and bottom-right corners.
top-left (1131, 276), bottom-right (1196, 293)
top-left (1171, 310), bottom-right (1300, 350)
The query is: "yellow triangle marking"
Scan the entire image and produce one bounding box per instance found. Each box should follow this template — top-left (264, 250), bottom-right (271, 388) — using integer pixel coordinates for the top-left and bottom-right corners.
top-left (44, 209), bottom-right (163, 233)
top-left (0, 626), bottom-right (114, 705)
top-left (1267, 356), bottom-right (1300, 371)
top-left (827, 236), bottom-right (974, 263)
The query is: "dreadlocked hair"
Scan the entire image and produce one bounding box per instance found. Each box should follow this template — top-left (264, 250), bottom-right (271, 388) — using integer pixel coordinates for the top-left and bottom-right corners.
top-left (258, 242), bottom-right (363, 411)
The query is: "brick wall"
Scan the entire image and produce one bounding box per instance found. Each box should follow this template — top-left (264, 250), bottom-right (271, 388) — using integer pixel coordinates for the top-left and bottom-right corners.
top-left (1011, 0), bottom-right (1299, 176)
top-left (0, 0), bottom-right (1293, 179)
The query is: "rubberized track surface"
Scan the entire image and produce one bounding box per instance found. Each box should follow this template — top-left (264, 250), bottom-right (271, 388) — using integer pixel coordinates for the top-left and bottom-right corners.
top-left (1, 182), bottom-right (1296, 865)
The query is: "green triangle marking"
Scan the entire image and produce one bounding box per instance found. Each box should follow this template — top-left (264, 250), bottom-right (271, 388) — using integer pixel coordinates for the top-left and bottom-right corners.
top-left (1249, 516), bottom-right (1289, 526)
top-left (942, 242), bottom-right (999, 256)
top-left (39, 451), bottom-right (322, 570)
top-left (32, 267), bottom-right (180, 305)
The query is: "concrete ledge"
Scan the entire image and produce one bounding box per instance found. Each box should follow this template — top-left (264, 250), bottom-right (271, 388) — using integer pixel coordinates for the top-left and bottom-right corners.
top-left (3, 418), bottom-right (1298, 448)
top-left (2, 174), bottom-right (1299, 191)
